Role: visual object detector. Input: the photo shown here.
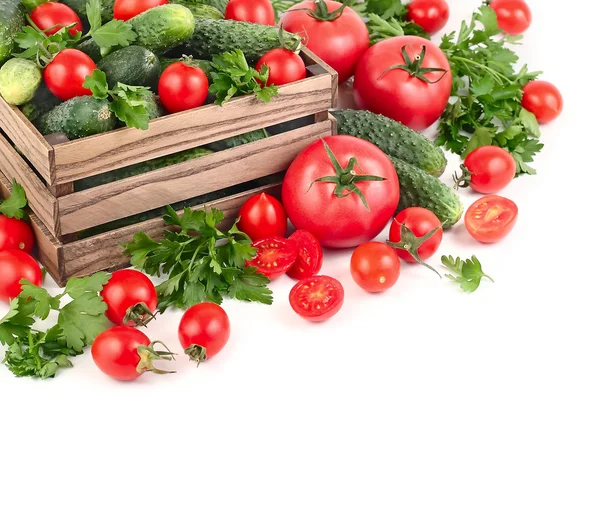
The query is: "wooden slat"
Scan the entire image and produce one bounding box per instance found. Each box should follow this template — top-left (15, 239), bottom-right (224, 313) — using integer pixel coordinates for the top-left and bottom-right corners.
top-left (302, 48), bottom-right (338, 107)
top-left (57, 120), bottom-right (332, 234)
top-left (52, 73), bottom-right (333, 183)
top-left (0, 133), bottom-right (61, 236)
top-left (0, 97), bottom-right (53, 182)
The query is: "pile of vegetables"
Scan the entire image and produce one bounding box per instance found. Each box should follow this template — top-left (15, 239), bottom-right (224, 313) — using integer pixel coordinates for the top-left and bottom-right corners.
top-left (0, 0), bottom-right (563, 381)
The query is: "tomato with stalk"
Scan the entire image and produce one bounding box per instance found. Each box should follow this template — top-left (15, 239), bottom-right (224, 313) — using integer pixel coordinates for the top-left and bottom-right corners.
top-left (489, 0), bottom-right (532, 35)
top-left (286, 230), bottom-right (323, 280)
top-left (225, 0), bottom-right (275, 25)
top-left (521, 80), bottom-right (563, 124)
top-left (256, 48), bottom-right (306, 86)
top-left (350, 242), bottom-right (401, 293)
top-left (113, 0), bottom-right (167, 21)
top-left (44, 49), bottom-right (95, 101)
top-left (289, 275), bottom-right (344, 322)
top-left (178, 303), bottom-right (231, 364)
top-left (455, 146), bottom-right (516, 194)
top-left (237, 193), bottom-right (288, 241)
top-left (407, 0), bottom-right (450, 34)
top-left (30, 3), bottom-right (83, 36)
top-left (0, 215), bottom-right (35, 254)
top-left (246, 237), bottom-right (298, 280)
top-left (465, 195), bottom-right (518, 243)
top-left (0, 250), bottom-right (43, 302)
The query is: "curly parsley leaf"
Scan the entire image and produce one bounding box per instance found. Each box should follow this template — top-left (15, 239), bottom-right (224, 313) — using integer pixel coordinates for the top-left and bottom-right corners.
top-left (86, 0), bottom-right (136, 55)
top-left (350, 0), bottom-right (428, 42)
top-left (0, 180), bottom-right (28, 220)
top-left (441, 255), bottom-right (494, 293)
top-left (14, 20), bottom-right (81, 67)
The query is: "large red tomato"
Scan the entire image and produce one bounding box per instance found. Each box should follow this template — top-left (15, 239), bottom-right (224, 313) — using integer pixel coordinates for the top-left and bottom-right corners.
top-left (282, 136), bottom-right (399, 249)
top-left (30, 3), bottom-right (83, 36)
top-left (225, 0), bottom-right (275, 25)
top-left (280, 0), bottom-right (370, 83)
top-left (43, 49), bottom-right (95, 101)
top-left (353, 36), bottom-right (452, 131)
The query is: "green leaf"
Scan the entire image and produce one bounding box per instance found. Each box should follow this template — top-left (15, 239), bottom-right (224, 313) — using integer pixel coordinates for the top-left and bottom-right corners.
top-left (86, 0), bottom-right (103, 32)
top-left (19, 281), bottom-right (61, 320)
top-left (518, 108), bottom-right (541, 138)
top-left (90, 19), bottom-right (136, 51)
top-left (0, 181), bottom-right (28, 220)
top-left (110, 98), bottom-right (149, 130)
top-left (65, 271), bottom-right (111, 299)
top-left (470, 74), bottom-right (495, 97)
top-left (476, 6), bottom-right (499, 35)
top-left (464, 127), bottom-right (495, 157)
top-left (441, 255), bottom-right (494, 293)
top-left (83, 69), bottom-right (109, 99)
top-left (58, 293), bottom-right (109, 351)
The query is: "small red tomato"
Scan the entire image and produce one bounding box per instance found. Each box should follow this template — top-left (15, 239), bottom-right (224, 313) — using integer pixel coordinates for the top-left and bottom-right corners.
top-left (246, 237), bottom-right (298, 280)
top-left (256, 49), bottom-right (307, 86)
top-left (350, 242), bottom-right (400, 293)
top-left (237, 193), bottom-right (288, 241)
top-left (489, 0), bottom-right (532, 35)
top-left (178, 302), bottom-right (231, 363)
top-left (289, 275), bottom-right (344, 322)
top-left (113, 0), bottom-right (167, 21)
top-left (0, 250), bottom-right (43, 302)
top-left (158, 62), bottom-right (209, 114)
top-left (465, 195), bottom-right (518, 244)
top-left (0, 215), bottom-right (35, 254)
top-left (30, 2), bottom-right (83, 36)
top-left (521, 80), bottom-right (563, 124)
top-left (225, 0), bottom-right (275, 25)
top-left (43, 49), bottom-right (95, 101)
top-left (461, 146), bottom-right (516, 194)
top-left (388, 207), bottom-right (443, 263)
top-left (287, 229), bottom-right (323, 280)
top-left (407, 0), bottom-right (450, 34)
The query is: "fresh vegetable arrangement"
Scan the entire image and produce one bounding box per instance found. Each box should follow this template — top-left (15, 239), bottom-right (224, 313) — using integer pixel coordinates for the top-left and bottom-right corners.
top-left (0, 0), bottom-right (563, 382)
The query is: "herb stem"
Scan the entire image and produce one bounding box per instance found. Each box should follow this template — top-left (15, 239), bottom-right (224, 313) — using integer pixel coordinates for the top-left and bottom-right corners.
top-left (450, 56), bottom-right (512, 84)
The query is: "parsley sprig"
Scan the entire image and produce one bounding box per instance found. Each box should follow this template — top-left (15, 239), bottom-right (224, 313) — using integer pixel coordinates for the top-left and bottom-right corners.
top-left (123, 206), bottom-right (273, 312)
top-left (0, 181), bottom-right (28, 220)
top-left (441, 255), bottom-right (494, 293)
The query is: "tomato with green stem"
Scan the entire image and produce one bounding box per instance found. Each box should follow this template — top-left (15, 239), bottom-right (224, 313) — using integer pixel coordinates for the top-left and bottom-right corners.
top-left (246, 237), bottom-right (298, 280)
top-left (256, 49), bottom-right (306, 86)
top-left (0, 250), bottom-right (42, 302)
top-left (350, 242), bottom-right (400, 293)
top-left (489, 0), bottom-right (532, 35)
top-left (287, 230), bottom-right (323, 280)
top-left (455, 146), bottom-right (516, 194)
top-left (521, 80), bottom-right (563, 124)
top-left (178, 302), bottom-right (231, 364)
top-left (407, 0), bottom-right (450, 34)
top-left (289, 275), bottom-right (344, 322)
top-left (0, 215), bottom-right (35, 254)
top-left (113, 0), bottom-right (168, 21)
top-left (465, 195), bottom-right (518, 243)
top-left (225, 0), bottom-right (275, 25)
top-left (30, 3), bottom-right (83, 36)
top-left (237, 193), bottom-right (288, 241)
top-left (43, 49), bottom-right (95, 101)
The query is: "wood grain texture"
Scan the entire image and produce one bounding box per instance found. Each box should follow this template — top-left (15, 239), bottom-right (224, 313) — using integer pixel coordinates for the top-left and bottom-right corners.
top-left (57, 120), bottom-right (332, 234)
top-left (0, 97), bottom-right (53, 182)
top-left (303, 48), bottom-right (338, 107)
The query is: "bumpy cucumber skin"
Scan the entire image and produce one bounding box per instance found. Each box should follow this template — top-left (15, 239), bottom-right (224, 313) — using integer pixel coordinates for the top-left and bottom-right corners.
top-left (0, 58), bottom-right (42, 105)
top-left (159, 57), bottom-right (213, 75)
top-left (77, 38), bottom-right (103, 62)
top-left (184, 19), bottom-right (301, 63)
top-left (62, 0), bottom-right (114, 23)
top-left (98, 46), bottom-right (161, 90)
top-left (40, 96), bottom-right (116, 139)
top-left (333, 110), bottom-right (448, 177)
top-left (389, 157), bottom-right (463, 228)
top-left (206, 129), bottom-right (270, 152)
top-left (22, 84), bottom-right (61, 123)
top-left (141, 91), bottom-right (165, 120)
top-left (174, 1), bottom-right (223, 18)
top-left (129, 5), bottom-right (195, 55)
top-left (0, 0), bottom-right (26, 66)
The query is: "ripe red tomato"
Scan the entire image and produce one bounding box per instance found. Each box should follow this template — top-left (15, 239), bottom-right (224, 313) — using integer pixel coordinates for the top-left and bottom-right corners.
top-left (289, 275), bottom-right (344, 323)
top-left (388, 208), bottom-right (443, 263)
top-left (225, 0), bottom-right (275, 25)
top-left (256, 49), bottom-right (306, 86)
top-left (354, 36), bottom-right (452, 131)
top-left (100, 269), bottom-right (158, 327)
top-left (521, 80), bottom-right (563, 124)
top-left (247, 237), bottom-right (298, 280)
top-left (287, 229), bottom-right (323, 280)
top-left (92, 326), bottom-right (175, 381)
top-left (282, 136), bottom-right (399, 249)
top-left (158, 62), bottom-right (209, 113)
top-left (350, 242), bottom-right (400, 293)
top-left (280, 0), bottom-right (369, 83)
top-left (489, 0), bottom-right (532, 35)
top-left (407, 0), bottom-right (449, 34)
top-left (178, 302), bottom-right (231, 363)
top-left (113, 0), bottom-right (167, 21)
top-left (465, 195), bottom-right (518, 244)
top-left (43, 49), bottom-right (95, 101)
top-left (30, 2), bottom-right (83, 36)
top-left (0, 215), bottom-right (35, 254)
top-left (237, 193), bottom-right (288, 241)
top-left (0, 250), bottom-right (42, 302)
top-left (461, 146), bottom-right (516, 194)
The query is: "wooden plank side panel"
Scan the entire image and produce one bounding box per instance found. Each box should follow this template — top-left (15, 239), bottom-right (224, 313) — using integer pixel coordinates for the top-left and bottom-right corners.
top-left (57, 120), bottom-right (332, 234)
top-left (52, 74), bottom-right (333, 183)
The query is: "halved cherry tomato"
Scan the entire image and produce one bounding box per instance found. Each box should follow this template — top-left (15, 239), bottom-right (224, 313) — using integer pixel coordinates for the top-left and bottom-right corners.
top-left (289, 275), bottom-right (344, 322)
top-left (465, 195), bottom-right (518, 243)
top-left (521, 80), bottom-right (563, 124)
top-left (237, 193), bottom-right (287, 241)
top-left (350, 242), bottom-right (400, 293)
top-left (287, 229), bottom-right (323, 280)
top-left (247, 237), bottom-right (298, 280)
top-left (462, 146), bottom-right (516, 194)
top-left (388, 207), bottom-right (443, 263)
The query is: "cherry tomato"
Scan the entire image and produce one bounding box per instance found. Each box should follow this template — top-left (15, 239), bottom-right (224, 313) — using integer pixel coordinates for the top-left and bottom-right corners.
top-left (30, 2), bottom-right (83, 36)
top-left (462, 146), bottom-right (516, 194)
top-left (92, 326), bottom-right (175, 381)
top-left (389, 207), bottom-right (443, 263)
top-left (247, 237), bottom-right (298, 280)
top-left (0, 215), bottom-right (35, 254)
top-left (0, 250), bottom-right (42, 302)
top-left (158, 62), bottom-right (209, 113)
top-left (521, 80), bottom-right (563, 124)
top-left (256, 49), bottom-right (306, 86)
top-left (407, 0), bottom-right (449, 34)
top-left (350, 242), bottom-right (400, 293)
top-left (43, 49), bottom-right (95, 101)
top-left (113, 0), bottom-right (167, 21)
top-left (465, 195), bottom-right (518, 243)
top-left (287, 229), bottom-right (323, 280)
top-left (489, 0), bottom-right (532, 35)
top-left (289, 275), bottom-right (344, 323)
top-left (100, 269), bottom-right (158, 327)
top-left (237, 193), bottom-right (288, 241)
top-left (225, 0), bottom-right (275, 25)
top-left (178, 302), bottom-right (231, 363)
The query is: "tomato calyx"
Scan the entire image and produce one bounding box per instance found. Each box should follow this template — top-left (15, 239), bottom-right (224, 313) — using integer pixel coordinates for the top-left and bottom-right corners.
top-left (277, 25), bottom-right (304, 54)
top-left (124, 302), bottom-right (157, 327)
top-left (307, 140), bottom-right (388, 211)
top-left (378, 45), bottom-right (448, 84)
top-left (25, 14), bottom-right (79, 68)
top-left (184, 345), bottom-right (208, 366)
top-left (387, 223), bottom-right (444, 277)
top-left (291, 0), bottom-right (346, 22)
top-left (136, 341), bottom-right (177, 375)
top-left (452, 165), bottom-right (473, 190)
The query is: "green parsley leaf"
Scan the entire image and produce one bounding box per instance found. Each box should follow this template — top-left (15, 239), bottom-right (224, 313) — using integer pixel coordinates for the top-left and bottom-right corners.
top-left (58, 292), bottom-right (109, 352)
top-left (518, 108), bottom-right (541, 138)
top-left (83, 69), bottom-right (110, 99)
top-left (86, 0), bottom-right (103, 33)
top-left (90, 19), bottom-right (136, 53)
top-left (0, 180), bottom-right (28, 220)
top-left (441, 255), bottom-right (494, 293)
top-left (19, 281), bottom-right (61, 320)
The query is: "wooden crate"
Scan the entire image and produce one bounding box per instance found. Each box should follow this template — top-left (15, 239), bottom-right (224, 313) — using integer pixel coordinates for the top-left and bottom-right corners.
top-left (0, 49), bottom-right (337, 286)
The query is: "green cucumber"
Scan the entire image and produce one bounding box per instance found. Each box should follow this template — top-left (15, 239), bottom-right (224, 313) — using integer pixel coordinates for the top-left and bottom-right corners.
top-left (77, 38), bottom-right (103, 62)
top-left (205, 129), bottom-right (270, 152)
top-left (0, 0), bottom-right (26, 66)
top-left (98, 46), bottom-right (161, 90)
top-left (175, 0), bottom-right (228, 13)
top-left (129, 5), bottom-right (195, 55)
top-left (173, 1), bottom-right (223, 18)
top-left (333, 110), bottom-right (448, 177)
top-left (140, 91), bottom-right (164, 120)
top-left (21, 84), bottom-right (61, 123)
top-left (0, 58), bottom-right (42, 105)
top-left (389, 157), bottom-right (463, 228)
top-left (62, 0), bottom-right (114, 23)
top-left (159, 56), bottom-right (212, 75)
top-left (183, 19), bottom-right (301, 63)
top-left (39, 96), bottom-right (116, 139)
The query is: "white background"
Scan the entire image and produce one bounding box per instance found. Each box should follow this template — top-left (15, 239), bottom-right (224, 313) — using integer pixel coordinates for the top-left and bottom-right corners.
top-left (1, 1), bottom-right (599, 518)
